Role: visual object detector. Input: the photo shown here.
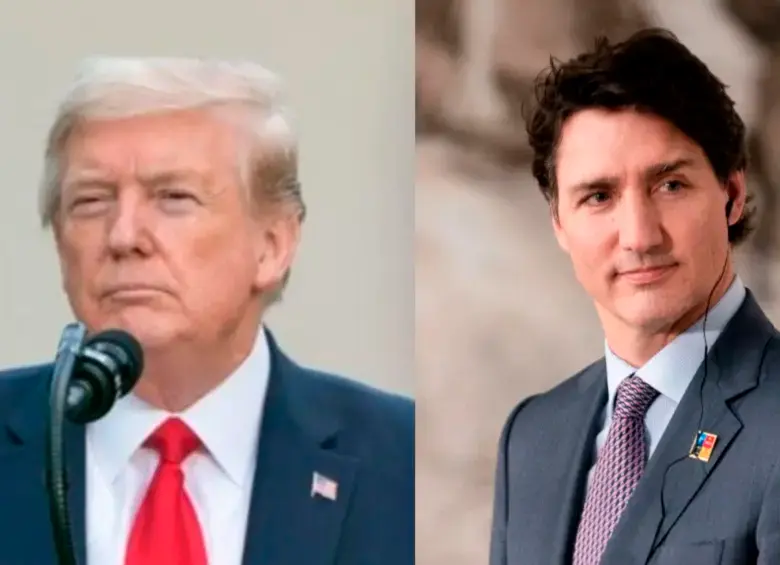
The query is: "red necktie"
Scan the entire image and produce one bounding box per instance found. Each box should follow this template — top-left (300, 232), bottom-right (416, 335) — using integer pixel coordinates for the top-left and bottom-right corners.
top-left (125, 417), bottom-right (208, 565)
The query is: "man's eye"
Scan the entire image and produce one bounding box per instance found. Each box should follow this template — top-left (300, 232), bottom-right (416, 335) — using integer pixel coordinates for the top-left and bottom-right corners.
top-left (73, 197), bottom-right (101, 205)
top-left (156, 189), bottom-right (201, 213)
top-left (68, 194), bottom-right (112, 213)
top-left (660, 180), bottom-right (685, 192)
top-left (159, 189), bottom-right (195, 201)
top-left (584, 191), bottom-right (611, 205)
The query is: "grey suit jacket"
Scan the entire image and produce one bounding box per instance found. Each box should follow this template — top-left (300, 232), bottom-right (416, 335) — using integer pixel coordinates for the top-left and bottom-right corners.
top-left (490, 290), bottom-right (780, 565)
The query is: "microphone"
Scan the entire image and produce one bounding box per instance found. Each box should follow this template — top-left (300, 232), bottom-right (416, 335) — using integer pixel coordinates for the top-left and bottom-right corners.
top-left (65, 329), bottom-right (144, 424)
top-left (46, 323), bottom-right (143, 565)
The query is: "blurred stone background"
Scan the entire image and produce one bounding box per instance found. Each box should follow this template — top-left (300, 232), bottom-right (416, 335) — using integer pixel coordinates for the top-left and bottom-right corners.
top-left (415, 1), bottom-right (780, 564)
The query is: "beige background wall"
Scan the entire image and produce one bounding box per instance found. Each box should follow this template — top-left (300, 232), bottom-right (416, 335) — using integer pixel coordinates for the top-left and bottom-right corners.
top-left (0, 1), bottom-right (414, 396)
top-left (416, 0), bottom-right (780, 563)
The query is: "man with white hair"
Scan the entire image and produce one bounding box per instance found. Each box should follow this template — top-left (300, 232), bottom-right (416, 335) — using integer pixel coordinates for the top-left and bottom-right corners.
top-left (0, 57), bottom-right (413, 565)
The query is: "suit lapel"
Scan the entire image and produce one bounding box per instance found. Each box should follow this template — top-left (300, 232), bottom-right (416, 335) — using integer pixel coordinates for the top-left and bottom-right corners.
top-left (548, 362), bottom-right (608, 565)
top-left (241, 332), bottom-right (359, 565)
top-left (601, 292), bottom-right (772, 565)
top-left (600, 363), bottom-right (742, 565)
top-left (2, 368), bottom-right (88, 565)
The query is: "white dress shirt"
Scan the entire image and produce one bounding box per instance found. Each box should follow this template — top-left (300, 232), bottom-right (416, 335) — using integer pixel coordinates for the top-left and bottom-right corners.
top-left (85, 329), bottom-right (271, 565)
top-left (587, 276), bottom-right (747, 487)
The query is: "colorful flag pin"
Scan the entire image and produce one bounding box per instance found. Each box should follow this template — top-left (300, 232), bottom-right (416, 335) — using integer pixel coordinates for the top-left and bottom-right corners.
top-left (311, 471), bottom-right (338, 501)
top-left (688, 430), bottom-right (718, 462)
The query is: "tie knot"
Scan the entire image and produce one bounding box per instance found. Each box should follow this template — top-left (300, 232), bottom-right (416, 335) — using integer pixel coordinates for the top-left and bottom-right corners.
top-left (613, 375), bottom-right (659, 420)
top-left (145, 417), bottom-right (201, 464)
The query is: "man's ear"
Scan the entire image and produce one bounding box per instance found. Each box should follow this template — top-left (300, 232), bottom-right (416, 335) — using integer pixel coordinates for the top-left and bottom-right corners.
top-left (252, 214), bottom-right (302, 293)
top-left (724, 169), bottom-right (747, 226)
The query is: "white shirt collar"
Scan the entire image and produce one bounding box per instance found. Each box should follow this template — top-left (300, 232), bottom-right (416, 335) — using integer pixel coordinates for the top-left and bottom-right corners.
top-left (87, 328), bottom-right (271, 488)
top-left (604, 275), bottom-right (746, 410)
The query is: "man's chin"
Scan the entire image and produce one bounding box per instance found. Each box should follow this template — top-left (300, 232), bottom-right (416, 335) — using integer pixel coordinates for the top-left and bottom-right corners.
top-left (609, 290), bottom-right (691, 332)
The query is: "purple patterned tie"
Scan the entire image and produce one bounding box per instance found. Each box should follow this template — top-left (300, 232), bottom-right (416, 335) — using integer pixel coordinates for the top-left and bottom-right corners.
top-left (572, 375), bottom-right (659, 565)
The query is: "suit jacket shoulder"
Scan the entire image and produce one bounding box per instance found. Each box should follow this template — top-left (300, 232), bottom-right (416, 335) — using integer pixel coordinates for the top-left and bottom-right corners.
top-left (498, 357), bottom-right (605, 445)
top-left (0, 363), bottom-right (51, 395)
top-left (756, 330), bottom-right (780, 388)
top-left (289, 365), bottom-right (414, 472)
top-left (0, 363), bottom-right (51, 441)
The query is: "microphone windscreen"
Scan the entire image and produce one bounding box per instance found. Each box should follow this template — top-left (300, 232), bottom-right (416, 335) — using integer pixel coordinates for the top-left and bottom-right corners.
top-left (84, 329), bottom-right (144, 392)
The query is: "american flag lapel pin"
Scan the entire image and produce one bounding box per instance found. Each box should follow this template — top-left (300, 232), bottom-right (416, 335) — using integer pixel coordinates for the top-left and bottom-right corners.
top-left (311, 471), bottom-right (338, 501)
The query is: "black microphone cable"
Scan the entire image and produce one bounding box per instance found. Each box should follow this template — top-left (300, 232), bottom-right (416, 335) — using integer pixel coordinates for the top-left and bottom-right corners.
top-left (47, 322), bottom-right (88, 565)
top-left (648, 244), bottom-right (731, 556)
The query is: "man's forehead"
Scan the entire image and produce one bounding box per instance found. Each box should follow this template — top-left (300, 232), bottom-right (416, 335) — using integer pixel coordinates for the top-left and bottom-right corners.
top-left (64, 152), bottom-right (202, 174)
top-left (562, 146), bottom-right (701, 174)
top-left (556, 113), bottom-right (707, 188)
top-left (62, 126), bottom-right (222, 184)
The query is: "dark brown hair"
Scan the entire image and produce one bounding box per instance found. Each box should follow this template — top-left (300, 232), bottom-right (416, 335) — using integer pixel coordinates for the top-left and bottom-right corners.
top-left (526, 28), bottom-right (754, 244)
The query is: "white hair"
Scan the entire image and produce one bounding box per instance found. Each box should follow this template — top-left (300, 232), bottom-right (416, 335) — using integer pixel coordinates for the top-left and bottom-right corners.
top-left (40, 56), bottom-right (306, 300)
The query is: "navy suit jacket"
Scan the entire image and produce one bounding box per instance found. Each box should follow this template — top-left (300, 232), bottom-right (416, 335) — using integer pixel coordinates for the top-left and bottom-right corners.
top-left (0, 330), bottom-right (414, 565)
top-left (490, 291), bottom-right (780, 565)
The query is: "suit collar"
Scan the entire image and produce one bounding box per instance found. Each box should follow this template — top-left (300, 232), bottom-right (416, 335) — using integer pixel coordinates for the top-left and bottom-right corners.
top-left (260, 329), bottom-right (343, 445)
top-left (702, 289), bottom-right (774, 400)
top-left (86, 327), bottom-right (272, 488)
top-left (600, 290), bottom-right (775, 565)
top-left (604, 275), bottom-right (747, 407)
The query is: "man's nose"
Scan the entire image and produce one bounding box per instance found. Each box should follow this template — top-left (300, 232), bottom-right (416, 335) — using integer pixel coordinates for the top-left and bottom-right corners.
top-left (617, 193), bottom-right (665, 254)
top-left (106, 191), bottom-right (152, 257)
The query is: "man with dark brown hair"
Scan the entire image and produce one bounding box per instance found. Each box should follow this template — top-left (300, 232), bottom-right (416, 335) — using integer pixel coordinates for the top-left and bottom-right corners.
top-left (490, 29), bottom-right (780, 565)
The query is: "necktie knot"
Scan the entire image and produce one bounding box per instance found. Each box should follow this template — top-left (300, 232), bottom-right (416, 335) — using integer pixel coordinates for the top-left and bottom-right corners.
top-left (613, 375), bottom-right (659, 420)
top-left (145, 417), bottom-right (201, 465)
top-left (128, 415), bottom-right (207, 565)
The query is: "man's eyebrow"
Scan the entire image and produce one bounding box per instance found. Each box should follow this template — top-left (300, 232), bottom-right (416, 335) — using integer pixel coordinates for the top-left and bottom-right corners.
top-left (62, 168), bottom-right (205, 189)
top-left (643, 158), bottom-right (696, 181)
top-left (569, 175), bottom-right (620, 194)
top-left (136, 169), bottom-right (202, 184)
top-left (567, 157), bottom-right (697, 194)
